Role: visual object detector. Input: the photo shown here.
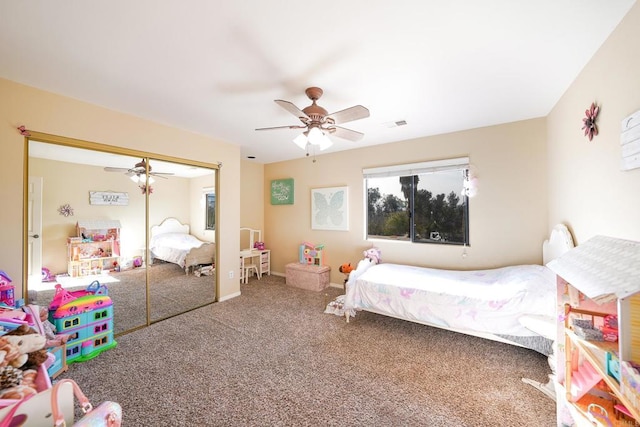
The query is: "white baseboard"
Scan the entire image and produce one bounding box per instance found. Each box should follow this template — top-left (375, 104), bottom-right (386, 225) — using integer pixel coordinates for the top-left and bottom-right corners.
top-left (218, 291), bottom-right (241, 302)
top-left (272, 271), bottom-right (344, 290)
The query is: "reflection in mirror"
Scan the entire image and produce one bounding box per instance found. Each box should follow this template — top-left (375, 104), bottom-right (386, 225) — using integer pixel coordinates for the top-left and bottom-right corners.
top-left (27, 141), bottom-right (148, 335)
top-left (147, 158), bottom-right (216, 323)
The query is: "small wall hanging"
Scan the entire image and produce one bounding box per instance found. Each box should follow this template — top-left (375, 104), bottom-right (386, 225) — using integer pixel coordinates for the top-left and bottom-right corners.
top-left (139, 184), bottom-right (153, 195)
top-left (58, 204), bottom-right (74, 217)
top-left (270, 178), bottom-right (294, 205)
top-left (582, 102), bottom-right (600, 141)
top-left (89, 191), bottom-right (129, 205)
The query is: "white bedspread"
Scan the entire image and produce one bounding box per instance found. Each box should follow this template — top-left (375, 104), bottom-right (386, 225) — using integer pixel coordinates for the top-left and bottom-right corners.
top-left (344, 262), bottom-right (556, 337)
top-left (150, 232), bottom-right (207, 268)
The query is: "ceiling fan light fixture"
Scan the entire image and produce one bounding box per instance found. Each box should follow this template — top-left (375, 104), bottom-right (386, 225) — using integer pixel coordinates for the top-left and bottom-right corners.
top-left (307, 127), bottom-right (324, 145)
top-left (130, 174), bottom-right (155, 184)
top-left (317, 134), bottom-right (333, 151)
top-left (258, 87), bottom-right (369, 155)
top-left (308, 127), bottom-right (332, 150)
top-left (293, 127), bottom-right (333, 151)
top-left (293, 133), bottom-right (308, 150)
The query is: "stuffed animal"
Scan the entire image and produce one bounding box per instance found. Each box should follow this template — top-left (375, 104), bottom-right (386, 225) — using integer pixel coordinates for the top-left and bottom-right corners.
top-left (0, 337), bottom-right (24, 368)
top-left (0, 366), bottom-right (39, 399)
top-left (0, 384), bottom-right (38, 400)
top-left (363, 247), bottom-right (381, 265)
top-left (3, 324), bottom-right (47, 369)
top-left (339, 263), bottom-right (355, 286)
top-left (0, 366), bottom-right (23, 389)
top-left (339, 263), bottom-right (354, 275)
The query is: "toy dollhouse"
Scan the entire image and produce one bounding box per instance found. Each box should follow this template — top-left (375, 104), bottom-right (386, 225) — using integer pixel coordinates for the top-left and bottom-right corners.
top-left (0, 271), bottom-right (15, 307)
top-left (67, 220), bottom-right (121, 277)
top-left (299, 242), bottom-right (325, 266)
top-left (548, 235), bottom-right (640, 426)
top-left (49, 283), bottom-right (116, 364)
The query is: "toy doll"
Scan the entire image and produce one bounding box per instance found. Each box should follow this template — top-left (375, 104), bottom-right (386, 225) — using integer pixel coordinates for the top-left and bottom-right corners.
top-left (39, 306), bottom-right (69, 347)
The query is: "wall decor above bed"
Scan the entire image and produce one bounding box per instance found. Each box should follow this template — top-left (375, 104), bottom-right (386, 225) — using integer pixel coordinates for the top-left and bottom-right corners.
top-left (311, 186), bottom-right (348, 231)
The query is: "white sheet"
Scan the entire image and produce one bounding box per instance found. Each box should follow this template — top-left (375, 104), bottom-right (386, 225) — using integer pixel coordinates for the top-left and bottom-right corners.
top-left (150, 232), bottom-right (208, 268)
top-left (344, 262), bottom-right (556, 337)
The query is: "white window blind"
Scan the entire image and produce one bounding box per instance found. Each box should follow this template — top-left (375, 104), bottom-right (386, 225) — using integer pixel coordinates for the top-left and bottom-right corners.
top-left (362, 157), bottom-right (469, 178)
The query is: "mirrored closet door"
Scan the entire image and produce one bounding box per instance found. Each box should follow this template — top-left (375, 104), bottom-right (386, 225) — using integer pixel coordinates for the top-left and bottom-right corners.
top-left (25, 136), bottom-right (218, 336)
top-left (146, 158), bottom-right (216, 323)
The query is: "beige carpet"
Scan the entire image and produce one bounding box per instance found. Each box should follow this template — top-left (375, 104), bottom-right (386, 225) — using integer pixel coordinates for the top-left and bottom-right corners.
top-left (30, 262), bottom-right (215, 335)
top-left (58, 274), bottom-right (556, 426)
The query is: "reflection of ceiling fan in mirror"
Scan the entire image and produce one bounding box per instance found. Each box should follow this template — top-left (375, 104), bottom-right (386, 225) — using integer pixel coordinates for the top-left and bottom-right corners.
top-left (255, 87), bottom-right (370, 152)
top-left (103, 159), bottom-right (174, 183)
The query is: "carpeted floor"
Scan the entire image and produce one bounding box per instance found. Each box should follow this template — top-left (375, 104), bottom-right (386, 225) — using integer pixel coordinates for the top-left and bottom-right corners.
top-left (58, 274), bottom-right (556, 426)
top-left (30, 262), bottom-right (215, 334)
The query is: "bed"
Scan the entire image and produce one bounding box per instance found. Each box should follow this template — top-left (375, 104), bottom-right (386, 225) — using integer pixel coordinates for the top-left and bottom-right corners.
top-left (342, 224), bottom-right (575, 356)
top-left (149, 218), bottom-right (215, 275)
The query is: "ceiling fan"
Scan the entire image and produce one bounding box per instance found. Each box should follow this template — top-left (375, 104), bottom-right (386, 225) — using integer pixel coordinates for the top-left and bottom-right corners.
top-left (255, 87), bottom-right (370, 151)
top-left (103, 158), bottom-right (173, 183)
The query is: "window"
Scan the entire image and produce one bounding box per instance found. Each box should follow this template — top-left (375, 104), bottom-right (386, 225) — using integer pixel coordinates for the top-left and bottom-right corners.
top-left (205, 192), bottom-right (216, 231)
top-left (364, 157), bottom-right (469, 245)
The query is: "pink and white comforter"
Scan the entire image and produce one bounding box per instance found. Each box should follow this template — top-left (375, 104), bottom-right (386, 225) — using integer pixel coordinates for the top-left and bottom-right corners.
top-left (344, 261), bottom-right (556, 337)
top-left (150, 232), bottom-right (208, 268)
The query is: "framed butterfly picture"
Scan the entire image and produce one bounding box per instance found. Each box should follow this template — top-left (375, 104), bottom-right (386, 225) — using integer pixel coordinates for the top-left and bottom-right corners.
top-left (311, 186), bottom-right (349, 231)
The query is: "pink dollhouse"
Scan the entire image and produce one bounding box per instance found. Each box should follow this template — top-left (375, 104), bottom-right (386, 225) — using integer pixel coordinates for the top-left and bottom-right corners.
top-left (0, 271), bottom-right (15, 307)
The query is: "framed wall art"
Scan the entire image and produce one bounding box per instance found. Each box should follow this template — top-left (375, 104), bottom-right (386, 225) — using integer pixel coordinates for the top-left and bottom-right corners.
top-left (270, 178), bottom-right (294, 205)
top-left (89, 191), bottom-right (129, 206)
top-left (311, 186), bottom-right (348, 231)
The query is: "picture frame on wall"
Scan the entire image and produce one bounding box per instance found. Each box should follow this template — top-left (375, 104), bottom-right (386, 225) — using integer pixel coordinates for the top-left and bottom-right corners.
top-left (311, 186), bottom-right (349, 231)
top-left (270, 178), bottom-right (294, 205)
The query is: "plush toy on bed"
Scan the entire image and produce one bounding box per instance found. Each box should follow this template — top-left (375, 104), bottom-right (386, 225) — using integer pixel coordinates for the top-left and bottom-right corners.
top-left (339, 263), bottom-right (355, 286)
top-left (363, 247), bottom-right (381, 265)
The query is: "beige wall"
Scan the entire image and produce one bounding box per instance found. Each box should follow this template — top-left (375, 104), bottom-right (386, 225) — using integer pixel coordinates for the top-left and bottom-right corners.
top-left (0, 78), bottom-right (241, 300)
top-left (547, 2), bottom-right (640, 244)
top-left (240, 160), bottom-right (265, 231)
top-left (265, 118), bottom-right (548, 285)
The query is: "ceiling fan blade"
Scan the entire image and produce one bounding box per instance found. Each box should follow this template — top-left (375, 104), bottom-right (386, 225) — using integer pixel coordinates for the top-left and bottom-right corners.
top-left (103, 167), bottom-right (130, 173)
top-left (150, 173), bottom-right (171, 179)
top-left (327, 126), bottom-right (365, 142)
top-left (274, 100), bottom-right (309, 122)
top-left (255, 125), bottom-right (306, 131)
top-left (327, 105), bottom-right (370, 125)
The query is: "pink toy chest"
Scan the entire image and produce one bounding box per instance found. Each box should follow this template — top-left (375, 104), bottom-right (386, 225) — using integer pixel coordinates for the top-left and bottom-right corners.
top-left (285, 263), bottom-right (331, 291)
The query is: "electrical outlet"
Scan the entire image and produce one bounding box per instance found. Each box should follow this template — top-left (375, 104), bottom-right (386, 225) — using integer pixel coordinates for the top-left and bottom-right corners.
top-left (229, 270), bottom-right (234, 279)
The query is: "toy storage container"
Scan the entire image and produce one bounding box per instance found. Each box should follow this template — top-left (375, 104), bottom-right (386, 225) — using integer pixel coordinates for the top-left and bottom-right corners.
top-left (285, 263), bottom-right (331, 291)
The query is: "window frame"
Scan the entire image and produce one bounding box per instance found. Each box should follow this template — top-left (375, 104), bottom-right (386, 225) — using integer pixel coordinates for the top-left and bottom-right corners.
top-left (363, 157), bottom-right (470, 246)
top-left (205, 191), bottom-right (216, 231)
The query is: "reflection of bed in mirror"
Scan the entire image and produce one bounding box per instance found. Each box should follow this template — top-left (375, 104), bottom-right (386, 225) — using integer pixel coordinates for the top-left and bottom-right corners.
top-left (150, 218), bottom-right (215, 275)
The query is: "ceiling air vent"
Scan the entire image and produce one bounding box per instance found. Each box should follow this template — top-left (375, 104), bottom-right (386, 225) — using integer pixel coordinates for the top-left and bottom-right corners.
top-left (382, 120), bottom-right (407, 128)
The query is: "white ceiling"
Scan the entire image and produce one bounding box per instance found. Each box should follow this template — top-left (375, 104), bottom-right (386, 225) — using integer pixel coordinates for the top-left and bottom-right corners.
top-left (0, 1), bottom-right (635, 164)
